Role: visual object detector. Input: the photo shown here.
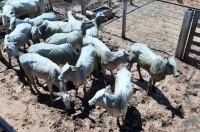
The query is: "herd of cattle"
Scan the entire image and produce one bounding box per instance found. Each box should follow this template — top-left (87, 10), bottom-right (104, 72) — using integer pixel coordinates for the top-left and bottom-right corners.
top-left (0, 0), bottom-right (179, 127)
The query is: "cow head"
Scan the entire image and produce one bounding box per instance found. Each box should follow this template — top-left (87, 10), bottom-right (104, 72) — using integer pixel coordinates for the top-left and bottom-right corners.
top-left (3, 40), bottom-right (19, 58)
top-left (31, 26), bottom-right (42, 43)
top-left (80, 18), bottom-right (95, 35)
top-left (88, 85), bottom-right (111, 107)
top-left (58, 63), bottom-right (78, 81)
top-left (165, 55), bottom-right (179, 77)
top-left (2, 5), bottom-right (14, 25)
top-left (95, 12), bottom-right (108, 28)
top-left (9, 17), bottom-right (17, 30)
top-left (54, 93), bottom-right (75, 110)
top-left (117, 47), bottom-right (130, 63)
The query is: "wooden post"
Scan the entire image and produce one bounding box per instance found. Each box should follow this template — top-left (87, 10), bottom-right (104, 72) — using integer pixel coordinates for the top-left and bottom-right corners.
top-left (122, 0), bottom-right (127, 38)
top-left (108, 0), bottom-right (112, 7)
top-left (39, 0), bottom-right (45, 13)
top-left (184, 10), bottom-right (200, 59)
top-left (175, 9), bottom-right (194, 59)
top-left (81, 0), bottom-right (86, 15)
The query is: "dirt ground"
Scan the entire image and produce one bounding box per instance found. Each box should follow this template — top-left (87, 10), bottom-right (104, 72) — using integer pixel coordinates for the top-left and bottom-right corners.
top-left (0, 0), bottom-right (200, 132)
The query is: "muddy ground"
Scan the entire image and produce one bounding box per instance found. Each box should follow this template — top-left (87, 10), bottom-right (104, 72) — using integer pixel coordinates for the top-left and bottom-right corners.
top-left (0, 0), bottom-right (200, 132)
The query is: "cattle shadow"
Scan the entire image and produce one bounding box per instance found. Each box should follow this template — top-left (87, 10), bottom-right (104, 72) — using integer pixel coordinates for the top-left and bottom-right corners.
top-left (134, 79), bottom-right (184, 119)
top-left (71, 73), bottom-right (107, 121)
top-left (183, 56), bottom-right (200, 70)
top-left (0, 57), bottom-right (9, 68)
top-left (118, 105), bottom-right (143, 132)
top-left (11, 68), bottom-right (29, 87)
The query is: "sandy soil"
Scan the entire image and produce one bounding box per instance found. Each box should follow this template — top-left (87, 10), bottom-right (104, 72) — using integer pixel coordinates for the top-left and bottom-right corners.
top-left (0, 0), bottom-right (200, 132)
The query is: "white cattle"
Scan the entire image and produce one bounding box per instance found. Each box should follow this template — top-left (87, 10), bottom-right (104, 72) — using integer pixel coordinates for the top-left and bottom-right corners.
top-left (0, 0), bottom-right (16, 9)
top-left (67, 10), bottom-right (83, 30)
top-left (93, 12), bottom-right (107, 28)
top-left (3, 23), bottom-right (32, 69)
top-left (9, 12), bottom-right (58, 30)
top-left (78, 12), bottom-right (107, 38)
top-left (19, 53), bottom-right (72, 105)
top-left (85, 19), bottom-right (98, 38)
top-left (83, 36), bottom-right (129, 76)
top-left (27, 43), bottom-right (79, 65)
top-left (2, 0), bottom-right (40, 25)
top-left (88, 68), bottom-right (133, 127)
top-left (127, 43), bottom-right (179, 94)
top-left (45, 31), bottom-right (83, 51)
top-left (85, 12), bottom-right (107, 38)
top-left (58, 44), bottom-right (97, 99)
top-left (45, 19), bottom-right (95, 51)
top-left (31, 20), bottom-right (73, 43)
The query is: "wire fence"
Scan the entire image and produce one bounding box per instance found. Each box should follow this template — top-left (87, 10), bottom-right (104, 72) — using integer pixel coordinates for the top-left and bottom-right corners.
top-left (100, 0), bottom-right (188, 55)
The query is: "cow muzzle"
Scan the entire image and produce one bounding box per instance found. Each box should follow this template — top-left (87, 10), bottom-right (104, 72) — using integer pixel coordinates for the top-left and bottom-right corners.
top-left (173, 72), bottom-right (179, 77)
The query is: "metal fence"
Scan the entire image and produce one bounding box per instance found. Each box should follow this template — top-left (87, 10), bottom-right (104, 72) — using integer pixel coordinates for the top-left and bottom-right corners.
top-left (101, 0), bottom-right (187, 55)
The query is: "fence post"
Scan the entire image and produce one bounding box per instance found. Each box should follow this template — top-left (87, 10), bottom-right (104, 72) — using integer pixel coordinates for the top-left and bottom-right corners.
top-left (175, 9), bottom-right (194, 59)
top-left (81, 0), bottom-right (86, 15)
top-left (122, 0), bottom-right (127, 38)
top-left (108, 0), bottom-right (112, 7)
top-left (39, 0), bottom-right (45, 13)
top-left (184, 10), bottom-right (200, 59)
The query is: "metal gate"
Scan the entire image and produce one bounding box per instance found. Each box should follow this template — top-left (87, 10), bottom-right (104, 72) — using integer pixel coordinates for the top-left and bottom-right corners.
top-left (184, 10), bottom-right (200, 59)
top-left (175, 9), bottom-right (200, 60)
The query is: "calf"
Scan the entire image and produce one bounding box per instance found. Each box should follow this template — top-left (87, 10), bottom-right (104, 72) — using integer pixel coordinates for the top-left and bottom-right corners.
top-left (27, 43), bottom-right (79, 65)
top-left (9, 12), bottom-right (58, 30)
top-left (58, 44), bottom-right (97, 95)
top-left (3, 23), bottom-right (32, 69)
top-left (19, 53), bottom-right (67, 104)
top-left (128, 43), bottom-right (179, 94)
top-left (89, 68), bottom-right (133, 127)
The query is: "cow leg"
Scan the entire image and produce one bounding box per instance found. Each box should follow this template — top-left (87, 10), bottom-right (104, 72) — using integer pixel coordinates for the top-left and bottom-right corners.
top-left (16, 57), bottom-right (23, 72)
top-left (110, 70), bottom-right (114, 77)
top-left (47, 82), bottom-right (54, 104)
top-left (147, 76), bottom-right (153, 95)
top-left (27, 41), bottom-right (31, 47)
top-left (7, 52), bottom-right (12, 69)
top-left (31, 76), bottom-right (41, 94)
top-left (75, 83), bottom-right (78, 95)
top-left (34, 77), bottom-right (41, 86)
top-left (137, 64), bottom-right (144, 82)
top-left (23, 45), bottom-right (26, 52)
top-left (26, 74), bottom-right (36, 94)
top-left (127, 60), bottom-right (134, 71)
top-left (122, 105), bottom-right (127, 128)
top-left (83, 82), bottom-right (87, 95)
top-left (152, 80), bottom-right (156, 92)
top-left (102, 68), bottom-right (107, 78)
top-left (94, 60), bottom-right (99, 77)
